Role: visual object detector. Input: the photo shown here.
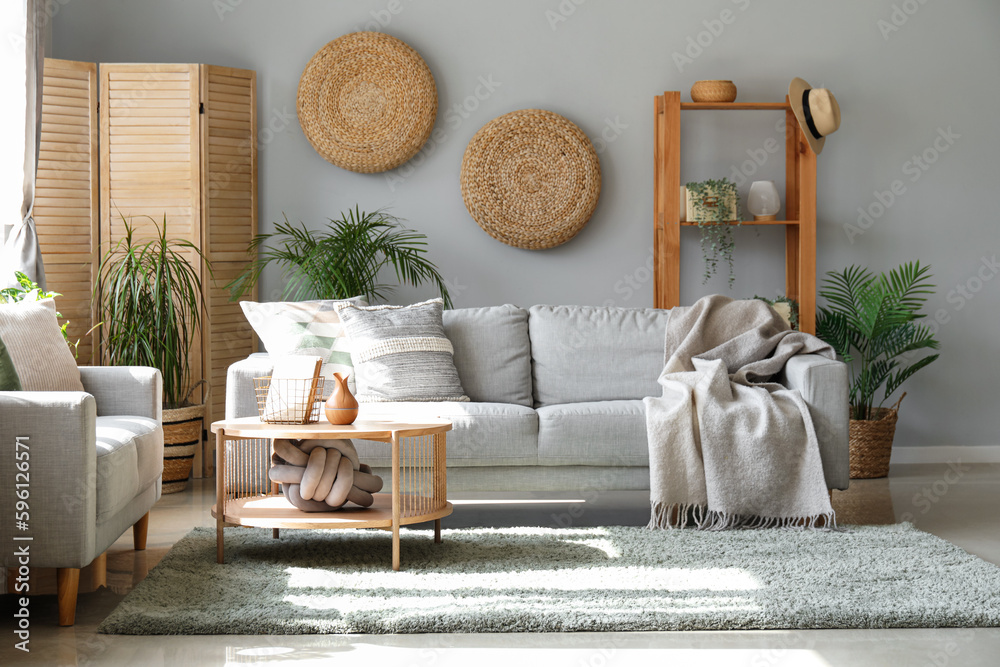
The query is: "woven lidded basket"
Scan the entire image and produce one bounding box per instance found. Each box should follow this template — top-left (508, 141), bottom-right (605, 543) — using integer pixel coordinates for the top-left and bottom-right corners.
top-left (297, 32), bottom-right (438, 173)
top-left (848, 394), bottom-right (904, 479)
top-left (690, 80), bottom-right (737, 103)
top-left (460, 109), bottom-right (601, 250)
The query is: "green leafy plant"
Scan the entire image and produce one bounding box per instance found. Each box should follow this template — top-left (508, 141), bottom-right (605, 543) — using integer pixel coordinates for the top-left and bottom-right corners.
top-left (753, 294), bottom-right (799, 330)
top-left (816, 261), bottom-right (940, 421)
top-left (95, 215), bottom-right (210, 408)
top-left (226, 207), bottom-right (451, 307)
top-left (0, 271), bottom-right (80, 357)
top-left (686, 178), bottom-right (742, 288)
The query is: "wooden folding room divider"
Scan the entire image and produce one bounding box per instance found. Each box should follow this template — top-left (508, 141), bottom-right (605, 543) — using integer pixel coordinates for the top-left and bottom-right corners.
top-left (34, 60), bottom-right (259, 476)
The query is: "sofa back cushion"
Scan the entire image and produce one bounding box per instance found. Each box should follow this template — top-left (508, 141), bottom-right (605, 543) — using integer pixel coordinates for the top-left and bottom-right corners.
top-left (528, 305), bottom-right (670, 406)
top-left (443, 305), bottom-right (532, 407)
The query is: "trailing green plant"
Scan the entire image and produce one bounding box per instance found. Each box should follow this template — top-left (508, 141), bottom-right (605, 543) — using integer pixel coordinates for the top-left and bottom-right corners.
top-left (816, 261), bottom-right (940, 421)
top-left (753, 294), bottom-right (799, 330)
top-left (686, 178), bottom-right (742, 288)
top-left (1, 271), bottom-right (80, 357)
top-left (227, 207), bottom-right (452, 308)
top-left (94, 214), bottom-right (211, 408)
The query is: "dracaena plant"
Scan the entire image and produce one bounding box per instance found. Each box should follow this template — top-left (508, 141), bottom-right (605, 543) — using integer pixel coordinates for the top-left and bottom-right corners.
top-left (226, 207), bottom-right (451, 308)
top-left (816, 261), bottom-right (940, 421)
top-left (95, 215), bottom-right (210, 408)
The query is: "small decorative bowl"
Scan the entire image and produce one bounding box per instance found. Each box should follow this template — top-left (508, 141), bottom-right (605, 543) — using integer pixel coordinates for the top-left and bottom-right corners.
top-left (691, 80), bottom-right (737, 103)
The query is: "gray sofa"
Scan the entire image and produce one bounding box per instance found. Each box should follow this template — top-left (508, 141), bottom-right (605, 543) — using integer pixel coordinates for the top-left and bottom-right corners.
top-left (226, 304), bottom-right (849, 492)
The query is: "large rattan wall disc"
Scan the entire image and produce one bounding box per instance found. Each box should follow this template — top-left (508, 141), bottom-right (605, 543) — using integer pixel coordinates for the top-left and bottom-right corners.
top-left (460, 109), bottom-right (600, 250)
top-left (297, 32), bottom-right (437, 173)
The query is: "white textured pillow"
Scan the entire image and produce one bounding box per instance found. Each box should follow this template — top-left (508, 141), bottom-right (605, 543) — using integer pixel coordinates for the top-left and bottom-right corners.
top-left (240, 298), bottom-right (366, 394)
top-left (335, 298), bottom-right (469, 403)
top-left (0, 299), bottom-right (84, 391)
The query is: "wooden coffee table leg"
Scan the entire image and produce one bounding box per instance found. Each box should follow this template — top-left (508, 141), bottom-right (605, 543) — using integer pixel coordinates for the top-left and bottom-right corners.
top-left (392, 430), bottom-right (401, 571)
top-left (434, 519), bottom-right (442, 544)
top-left (216, 429), bottom-right (225, 564)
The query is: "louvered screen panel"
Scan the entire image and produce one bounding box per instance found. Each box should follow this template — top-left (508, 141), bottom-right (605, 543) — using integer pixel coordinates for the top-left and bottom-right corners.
top-left (200, 65), bottom-right (258, 474)
top-left (99, 63), bottom-right (204, 400)
top-left (35, 59), bottom-right (99, 364)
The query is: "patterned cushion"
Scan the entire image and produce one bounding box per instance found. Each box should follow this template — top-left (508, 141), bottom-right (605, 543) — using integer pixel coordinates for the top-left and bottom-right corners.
top-left (0, 299), bottom-right (83, 391)
top-left (240, 298), bottom-right (365, 395)
top-left (335, 298), bottom-right (469, 403)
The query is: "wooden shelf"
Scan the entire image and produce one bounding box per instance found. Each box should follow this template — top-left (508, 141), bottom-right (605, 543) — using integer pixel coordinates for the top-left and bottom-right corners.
top-left (681, 102), bottom-right (791, 110)
top-left (654, 91), bottom-right (817, 333)
top-left (681, 219), bottom-right (799, 226)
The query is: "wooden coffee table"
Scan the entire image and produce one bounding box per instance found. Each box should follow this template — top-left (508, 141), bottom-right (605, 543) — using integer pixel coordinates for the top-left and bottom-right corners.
top-left (210, 417), bottom-right (452, 570)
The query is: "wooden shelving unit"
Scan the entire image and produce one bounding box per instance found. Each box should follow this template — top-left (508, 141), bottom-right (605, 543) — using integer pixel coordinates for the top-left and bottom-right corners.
top-left (653, 92), bottom-right (818, 333)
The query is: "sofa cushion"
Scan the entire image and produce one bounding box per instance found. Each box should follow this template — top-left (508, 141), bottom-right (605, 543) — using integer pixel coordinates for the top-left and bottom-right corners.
top-left (528, 305), bottom-right (670, 406)
top-left (443, 304), bottom-right (532, 407)
top-left (537, 400), bottom-right (650, 466)
top-left (240, 297), bottom-right (364, 393)
top-left (352, 402), bottom-right (537, 467)
top-left (95, 416), bottom-right (160, 522)
top-left (0, 298), bottom-right (83, 391)
top-left (336, 299), bottom-right (469, 403)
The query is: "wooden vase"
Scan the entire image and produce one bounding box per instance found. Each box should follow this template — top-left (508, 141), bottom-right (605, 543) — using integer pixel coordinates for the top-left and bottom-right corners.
top-left (324, 372), bottom-right (359, 425)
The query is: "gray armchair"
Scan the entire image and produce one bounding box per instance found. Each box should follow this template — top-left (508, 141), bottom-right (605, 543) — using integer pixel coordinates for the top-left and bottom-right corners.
top-left (1, 366), bottom-right (163, 625)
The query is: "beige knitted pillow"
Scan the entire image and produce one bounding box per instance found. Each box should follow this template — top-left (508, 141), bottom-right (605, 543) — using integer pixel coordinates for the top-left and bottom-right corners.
top-left (0, 299), bottom-right (83, 391)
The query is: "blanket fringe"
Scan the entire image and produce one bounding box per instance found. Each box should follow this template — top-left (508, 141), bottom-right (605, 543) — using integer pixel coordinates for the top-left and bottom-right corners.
top-left (648, 502), bottom-right (840, 531)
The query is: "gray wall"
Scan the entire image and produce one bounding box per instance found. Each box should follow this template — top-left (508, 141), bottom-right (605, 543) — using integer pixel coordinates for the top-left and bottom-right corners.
top-left (54, 0), bottom-right (999, 451)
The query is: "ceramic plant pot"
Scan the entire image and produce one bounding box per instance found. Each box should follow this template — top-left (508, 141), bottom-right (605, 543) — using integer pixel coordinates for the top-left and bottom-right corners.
top-left (324, 372), bottom-right (359, 425)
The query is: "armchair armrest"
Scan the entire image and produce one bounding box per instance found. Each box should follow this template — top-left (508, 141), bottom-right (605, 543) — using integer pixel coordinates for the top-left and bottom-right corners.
top-left (0, 391), bottom-right (98, 569)
top-left (79, 366), bottom-right (162, 421)
top-left (226, 354), bottom-right (273, 419)
top-left (779, 354), bottom-right (850, 490)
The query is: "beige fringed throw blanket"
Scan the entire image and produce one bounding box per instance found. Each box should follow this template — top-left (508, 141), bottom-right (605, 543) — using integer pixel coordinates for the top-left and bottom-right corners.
top-left (645, 295), bottom-right (837, 530)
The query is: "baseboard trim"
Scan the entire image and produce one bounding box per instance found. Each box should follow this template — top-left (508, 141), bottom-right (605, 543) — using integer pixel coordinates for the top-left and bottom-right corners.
top-left (891, 445), bottom-right (1000, 464)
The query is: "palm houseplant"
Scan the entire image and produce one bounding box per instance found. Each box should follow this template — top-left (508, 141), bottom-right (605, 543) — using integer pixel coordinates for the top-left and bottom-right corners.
top-left (816, 261), bottom-right (940, 478)
top-left (226, 207), bottom-right (451, 307)
top-left (95, 215), bottom-right (211, 493)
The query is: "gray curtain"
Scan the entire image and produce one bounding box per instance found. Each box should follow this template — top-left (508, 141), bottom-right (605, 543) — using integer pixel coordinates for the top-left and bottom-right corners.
top-left (2, 0), bottom-right (45, 290)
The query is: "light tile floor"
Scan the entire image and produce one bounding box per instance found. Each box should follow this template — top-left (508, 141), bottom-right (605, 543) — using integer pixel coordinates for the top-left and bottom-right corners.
top-left (2, 462), bottom-right (999, 666)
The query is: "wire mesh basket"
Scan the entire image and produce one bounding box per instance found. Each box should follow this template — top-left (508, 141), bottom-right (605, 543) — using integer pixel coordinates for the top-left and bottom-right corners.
top-left (253, 376), bottom-right (325, 424)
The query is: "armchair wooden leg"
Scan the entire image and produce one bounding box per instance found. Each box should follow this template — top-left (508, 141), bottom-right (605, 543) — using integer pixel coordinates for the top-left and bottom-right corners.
top-left (57, 568), bottom-right (80, 627)
top-left (133, 512), bottom-right (149, 551)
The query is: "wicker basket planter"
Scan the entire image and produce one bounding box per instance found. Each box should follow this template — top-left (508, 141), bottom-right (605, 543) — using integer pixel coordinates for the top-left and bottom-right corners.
top-left (161, 403), bottom-right (204, 494)
top-left (848, 395), bottom-right (904, 479)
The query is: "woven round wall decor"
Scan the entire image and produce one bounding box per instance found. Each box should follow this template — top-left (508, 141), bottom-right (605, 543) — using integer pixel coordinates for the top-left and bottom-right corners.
top-left (297, 32), bottom-right (438, 173)
top-left (460, 109), bottom-right (601, 250)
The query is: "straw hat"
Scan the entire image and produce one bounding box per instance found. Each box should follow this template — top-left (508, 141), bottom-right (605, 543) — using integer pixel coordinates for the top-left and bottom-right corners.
top-left (789, 78), bottom-right (840, 155)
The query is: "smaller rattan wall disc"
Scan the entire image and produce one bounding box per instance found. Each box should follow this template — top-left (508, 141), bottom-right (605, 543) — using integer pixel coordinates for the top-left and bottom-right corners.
top-left (460, 109), bottom-right (601, 250)
top-left (297, 32), bottom-right (438, 173)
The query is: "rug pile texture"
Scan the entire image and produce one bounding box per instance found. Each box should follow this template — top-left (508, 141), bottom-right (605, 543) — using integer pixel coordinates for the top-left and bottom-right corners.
top-left (99, 524), bottom-right (1000, 634)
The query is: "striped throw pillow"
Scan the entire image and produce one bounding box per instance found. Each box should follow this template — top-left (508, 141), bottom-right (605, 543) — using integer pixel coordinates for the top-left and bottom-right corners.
top-left (335, 298), bottom-right (469, 403)
top-left (240, 298), bottom-right (365, 395)
top-left (0, 299), bottom-right (83, 391)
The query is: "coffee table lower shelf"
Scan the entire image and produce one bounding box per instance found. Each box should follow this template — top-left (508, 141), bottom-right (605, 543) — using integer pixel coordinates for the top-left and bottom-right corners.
top-left (212, 494), bottom-right (453, 529)
top-left (211, 494), bottom-right (453, 570)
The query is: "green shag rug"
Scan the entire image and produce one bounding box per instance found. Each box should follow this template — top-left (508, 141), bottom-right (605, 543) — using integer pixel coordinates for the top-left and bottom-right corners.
top-left (99, 524), bottom-right (1000, 634)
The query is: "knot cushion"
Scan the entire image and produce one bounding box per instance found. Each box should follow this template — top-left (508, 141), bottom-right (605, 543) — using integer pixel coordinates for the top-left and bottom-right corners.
top-left (268, 438), bottom-right (383, 512)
